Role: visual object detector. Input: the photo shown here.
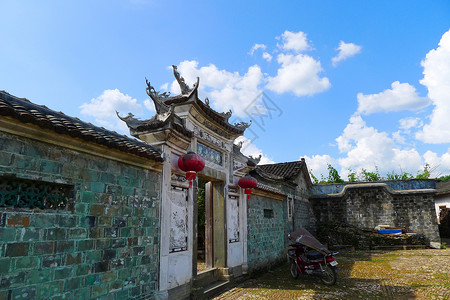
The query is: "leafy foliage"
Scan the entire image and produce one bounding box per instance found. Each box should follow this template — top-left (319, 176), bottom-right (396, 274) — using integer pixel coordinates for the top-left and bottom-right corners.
top-left (438, 175), bottom-right (450, 181)
top-left (310, 171), bottom-right (319, 185)
top-left (361, 167), bottom-right (381, 182)
top-left (416, 164), bottom-right (431, 179)
top-left (197, 177), bottom-right (207, 248)
top-left (327, 164), bottom-right (344, 183)
top-left (386, 171), bottom-right (413, 180)
top-left (310, 163), bottom-right (438, 184)
top-left (347, 169), bottom-right (357, 182)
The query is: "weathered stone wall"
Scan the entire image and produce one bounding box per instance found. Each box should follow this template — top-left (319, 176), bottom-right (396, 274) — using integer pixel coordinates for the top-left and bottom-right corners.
top-left (0, 132), bottom-right (161, 299)
top-left (292, 174), bottom-right (315, 234)
top-left (246, 195), bottom-right (284, 272)
top-left (293, 198), bottom-right (315, 232)
top-left (311, 184), bottom-right (440, 244)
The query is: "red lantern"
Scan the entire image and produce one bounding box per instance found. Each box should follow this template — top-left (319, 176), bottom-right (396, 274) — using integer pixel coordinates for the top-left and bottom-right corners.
top-left (238, 175), bottom-right (258, 199)
top-left (178, 151), bottom-right (205, 188)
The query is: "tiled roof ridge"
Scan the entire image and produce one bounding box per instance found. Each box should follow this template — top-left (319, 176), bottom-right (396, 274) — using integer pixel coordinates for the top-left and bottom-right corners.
top-left (258, 160), bottom-right (303, 167)
top-left (253, 168), bottom-right (285, 181)
top-left (256, 159), bottom-right (305, 180)
top-left (0, 91), bottom-right (164, 162)
top-left (256, 182), bottom-right (286, 196)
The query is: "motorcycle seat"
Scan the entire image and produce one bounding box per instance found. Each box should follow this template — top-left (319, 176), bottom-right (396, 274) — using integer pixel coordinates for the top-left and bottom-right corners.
top-left (306, 253), bottom-right (323, 261)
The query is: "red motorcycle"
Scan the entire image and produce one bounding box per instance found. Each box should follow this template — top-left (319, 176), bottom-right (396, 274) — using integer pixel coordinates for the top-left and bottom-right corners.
top-left (287, 228), bottom-right (339, 285)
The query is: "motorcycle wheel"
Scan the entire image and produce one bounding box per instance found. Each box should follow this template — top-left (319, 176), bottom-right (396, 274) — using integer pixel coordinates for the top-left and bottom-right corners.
top-left (290, 260), bottom-right (299, 279)
top-left (320, 265), bottom-right (337, 285)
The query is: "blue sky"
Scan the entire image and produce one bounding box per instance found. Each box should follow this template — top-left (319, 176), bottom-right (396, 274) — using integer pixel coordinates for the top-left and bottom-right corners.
top-left (2, 1), bottom-right (450, 178)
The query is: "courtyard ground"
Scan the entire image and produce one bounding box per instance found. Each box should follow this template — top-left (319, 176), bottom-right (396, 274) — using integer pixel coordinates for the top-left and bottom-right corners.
top-left (214, 248), bottom-right (450, 300)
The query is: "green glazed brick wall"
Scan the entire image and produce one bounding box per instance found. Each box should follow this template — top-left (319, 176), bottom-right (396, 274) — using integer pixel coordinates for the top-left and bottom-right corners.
top-left (0, 132), bottom-right (161, 300)
top-left (246, 195), bottom-right (284, 272)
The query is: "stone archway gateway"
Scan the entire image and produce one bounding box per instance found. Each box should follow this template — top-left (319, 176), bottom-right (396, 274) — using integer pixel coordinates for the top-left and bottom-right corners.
top-left (119, 65), bottom-right (258, 298)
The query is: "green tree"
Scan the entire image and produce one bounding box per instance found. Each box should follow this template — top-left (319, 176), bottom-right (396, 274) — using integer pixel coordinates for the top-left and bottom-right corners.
top-left (416, 164), bottom-right (431, 179)
top-left (361, 167), bottom-right (382, 181)
top-left (347, 169), bottom-right (357, 182)
top-left (326, 164), bottom-right (344, 183)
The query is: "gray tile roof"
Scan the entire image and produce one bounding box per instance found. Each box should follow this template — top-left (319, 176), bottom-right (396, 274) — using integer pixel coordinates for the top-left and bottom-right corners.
top-left (0, 91), bottom-right (164, 162)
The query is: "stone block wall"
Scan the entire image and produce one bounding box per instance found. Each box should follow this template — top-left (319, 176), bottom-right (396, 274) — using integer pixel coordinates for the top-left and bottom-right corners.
top-left (0, 132), bottom-right (161, 299)
top-left (293, 198), bottom-right (316, 232)
top-left (246, 195), bottom-right (284, 272)
top-left (311, 184), bottom-right (440, 243)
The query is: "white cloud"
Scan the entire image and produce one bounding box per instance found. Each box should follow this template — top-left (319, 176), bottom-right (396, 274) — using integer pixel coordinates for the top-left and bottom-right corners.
top-left (393, 117), bottom-right (423, 145)
top-left (169, 60), bottom-right (264, 117)
top-left (278, 30), bottom-right (311, 52)
top-left (336, 115), bottom-right (422, 174)
top-left (356, 81), bottom-right (429, 115)
top-left (332, 41), bottom-right (362, 66)
top-left (424, 149), bottom-right (450, 177)
top-left (143, 99), bottom-right (155, 112)
top-left (399, 117), bottom-right (422, 131)
top-left (303, 154), bottom-right (336, 179)
top-left (416, 29), bottom-right (450, 143)
top-left (266, 53), bottom-right (330, 96)
top-left (80, 89), bottom-right (153, 134)
top-left (160, 82), bottom-right (169, 91)
top-left (249, 43), bottom-right (267, 55)
top-left (235, 136), bottom-right (275, 165)
top-left (262, 52), bottom-right (272, 62)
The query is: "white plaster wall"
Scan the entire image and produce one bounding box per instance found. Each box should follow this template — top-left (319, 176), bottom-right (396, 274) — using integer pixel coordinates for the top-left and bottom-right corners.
top-left (228, 242), bottom-right (243, 267)
top-left (435, 197), bottom-right (450, 220)
top-left (167, 251), bottom-right (193, 289)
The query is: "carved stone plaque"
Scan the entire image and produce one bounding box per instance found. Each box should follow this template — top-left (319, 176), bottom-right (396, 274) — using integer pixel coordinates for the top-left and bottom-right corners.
top-left (169, 186), bottom-right (188, 252)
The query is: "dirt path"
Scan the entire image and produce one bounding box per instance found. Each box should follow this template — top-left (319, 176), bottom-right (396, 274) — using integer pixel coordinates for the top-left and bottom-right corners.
top-left (214, 249), bottom-right (450, 300)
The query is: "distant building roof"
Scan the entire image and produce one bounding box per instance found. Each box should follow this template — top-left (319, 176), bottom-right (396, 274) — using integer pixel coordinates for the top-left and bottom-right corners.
top-left (257, 159), bottom-right (305, 180)
top-left (253, 158), bottom-right (312, 186)
top-left (0, 90), bottom-right (164, 162)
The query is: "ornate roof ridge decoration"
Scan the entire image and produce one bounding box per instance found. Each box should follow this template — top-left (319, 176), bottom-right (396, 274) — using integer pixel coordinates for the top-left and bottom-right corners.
top-left (172, 65), bottom-right (191, 94)
top-left (194, 99), bottom-right (250, 135)
top-left (122, 64), bottom-right (251, 139)
top-left (233, 120), bottom-right (252, 130)
top-left (0, 90), bottom-right (164, 162)
top-left (116, 106), bottom-right (174, 130)
top-left (219, 109), bottom-right (232, 120)
top-left (117, 108), bottom-right (192, 139)
top-left (249, 154), bottom-right (262, 164)
top-left (145, 65), bottom-right (200, 114)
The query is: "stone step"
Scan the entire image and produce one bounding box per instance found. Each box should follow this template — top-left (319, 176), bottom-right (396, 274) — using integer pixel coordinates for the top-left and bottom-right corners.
top-left (202, 280), bottom-right (231, 299)
top-left (194, 267), bottom-right (233, 288)
top-left (194, 268), bottom-right (220, 288)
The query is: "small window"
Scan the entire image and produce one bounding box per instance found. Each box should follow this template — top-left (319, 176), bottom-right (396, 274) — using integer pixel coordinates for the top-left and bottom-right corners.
top-left (287, 197), bottom-right (293, 220)
top-left (263, 209), bottom-right (273, 218)
top-left (0, 176), bottom-right (72, 210)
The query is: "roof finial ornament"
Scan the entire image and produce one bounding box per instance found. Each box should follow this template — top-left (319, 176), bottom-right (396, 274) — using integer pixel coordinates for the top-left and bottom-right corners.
top-left (172, 65), bottom-right (191, 94)
top-left (145, 77), bottom-right (171, 114)
top-left (233, 120), bottom-right (252, 129)
top-left (205, 97), bottom-right (210, 107)
top-left (220, 109), bottom-right (232, 120)
top-left (116, 111), bottom-right (148, 130)
top-left (250, 154), bottom-right (262, 163)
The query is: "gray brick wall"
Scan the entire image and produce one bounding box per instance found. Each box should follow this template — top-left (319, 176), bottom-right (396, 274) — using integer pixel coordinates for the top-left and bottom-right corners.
top-left (0, 132), bottom-right (161, 299)
top-left (311, 185), bottom-right (440, 243)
